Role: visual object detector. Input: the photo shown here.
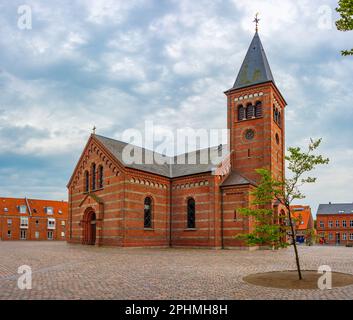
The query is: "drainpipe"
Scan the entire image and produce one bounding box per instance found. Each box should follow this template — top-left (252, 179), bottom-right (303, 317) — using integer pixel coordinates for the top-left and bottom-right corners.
top-left (221, 189), bottom-right (224, 249)
top-left (25, 197), bottom-right (32, 240)
top-left (25, 197), bottom-right (32, 216)
top-left (169, 161), bottom-right (172, 248)
top-left (169, 182), bottom-right (172, 247)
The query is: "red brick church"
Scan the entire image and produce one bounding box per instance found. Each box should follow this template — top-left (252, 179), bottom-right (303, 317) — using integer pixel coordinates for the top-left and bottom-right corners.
top-left (67, 30), bottom-right (286, 248)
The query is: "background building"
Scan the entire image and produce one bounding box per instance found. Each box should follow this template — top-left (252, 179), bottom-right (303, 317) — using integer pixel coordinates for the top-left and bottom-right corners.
top-left (289, 205), bottom-right (314, 244)
top-left (0, 197), bottom-right (68, 241)
top-left (316, 203), bottom-right (353, 245)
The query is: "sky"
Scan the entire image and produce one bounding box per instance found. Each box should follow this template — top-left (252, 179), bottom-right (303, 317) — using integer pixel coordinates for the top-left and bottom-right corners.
top-left (0, 0), bottom-right (352, 217)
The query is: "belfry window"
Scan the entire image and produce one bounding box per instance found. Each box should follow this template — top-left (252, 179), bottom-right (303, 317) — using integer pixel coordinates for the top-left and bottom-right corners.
top-left (91, 163), bottom-right (96, 191)
top-left (144, 197), bottom-right (152, 228)
top-left (84, 171), bottom-right (89, 193)
top-left (238, 105), bottom-right (245, 121)
top-left (246, 104), bottom-right (254, 119)
top-left (187, 198), bottom-right (196, 229)
top-left (98, 165), bottom-right (104, 189)
top-left (255, 101), bottom-right (262, 117)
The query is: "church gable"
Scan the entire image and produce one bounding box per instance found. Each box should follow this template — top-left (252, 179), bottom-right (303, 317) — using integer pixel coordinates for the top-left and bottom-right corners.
top-left (68, 135), bottom-right (124, 191)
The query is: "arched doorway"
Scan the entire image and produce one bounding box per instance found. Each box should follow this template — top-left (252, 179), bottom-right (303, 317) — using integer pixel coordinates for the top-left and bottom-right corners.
top-left (82, 210), bottom-right (96, 245)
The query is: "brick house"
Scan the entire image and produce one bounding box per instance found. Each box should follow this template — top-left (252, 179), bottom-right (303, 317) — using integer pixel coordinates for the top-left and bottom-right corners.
top-left (0, 197), bottom-right (68, 241)
top-left (289, 205), bottom-right (314, 243)
top-left (67, 30), bottom-right (287, 248)
top-left (316, 203), bottom-right (353, 245)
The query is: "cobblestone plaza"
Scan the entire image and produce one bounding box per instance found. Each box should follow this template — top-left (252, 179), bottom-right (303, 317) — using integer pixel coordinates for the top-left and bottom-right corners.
top-left (0, 242), bottom-right (352, 300)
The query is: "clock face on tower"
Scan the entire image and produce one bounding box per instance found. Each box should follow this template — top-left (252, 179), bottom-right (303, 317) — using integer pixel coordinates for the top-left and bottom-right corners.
top-left (245, 129), bottom-right (255, 140)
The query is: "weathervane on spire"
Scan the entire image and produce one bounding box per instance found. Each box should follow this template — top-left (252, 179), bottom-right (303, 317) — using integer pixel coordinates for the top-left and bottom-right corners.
top-left (92, 126), bottom-right (96, 135)
top-left (253, 12), bottom-right (260, 32)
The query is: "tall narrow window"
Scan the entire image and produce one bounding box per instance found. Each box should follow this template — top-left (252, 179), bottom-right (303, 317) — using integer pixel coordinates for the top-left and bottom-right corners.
top-left (98, 165), bottom-right (104, 189)
top-left (246, 103), bottom-right (254, 119)
top-left (278, 111), bottom-right (281, 126)
top-left (91, 163), bottom-right (96, 191)
top-left (144, 197), bottom-right (152, 228)
top-left (273, 105), bottom-right (276, 122)
top-left (84, 171), bottom-right (89, 192)
top-left (238, 105), bottom-right (245, 121)
top-left (187, 198), bottom-right (196, 229)
top-left (255, 101), bottom-right (262, 117)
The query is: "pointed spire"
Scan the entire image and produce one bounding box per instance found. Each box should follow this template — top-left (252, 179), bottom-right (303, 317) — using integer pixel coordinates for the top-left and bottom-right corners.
top-left (232, 30), bottom-right (275, 90)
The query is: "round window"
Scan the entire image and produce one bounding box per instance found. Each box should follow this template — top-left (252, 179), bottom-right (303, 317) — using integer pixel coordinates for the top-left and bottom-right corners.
top-left (245, 129), bottom-right (255, 140)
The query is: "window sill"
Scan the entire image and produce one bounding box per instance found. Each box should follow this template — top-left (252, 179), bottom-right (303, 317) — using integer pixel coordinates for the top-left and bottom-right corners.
top-left (184, 228), bottom-right (197, 231)
top-left (144, 228), bottom-right (154, 231)
top-left (236, 116), bottom-right (263, 123)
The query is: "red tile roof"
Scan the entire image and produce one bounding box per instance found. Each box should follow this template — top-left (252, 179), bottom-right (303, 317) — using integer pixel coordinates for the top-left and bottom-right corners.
top-left (0, 197), bottom-right (68, 217)
top-left (290, 205), bottom-right (313, 230)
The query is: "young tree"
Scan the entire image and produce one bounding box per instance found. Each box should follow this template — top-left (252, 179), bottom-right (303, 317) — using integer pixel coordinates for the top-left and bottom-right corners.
top-left (236, 138), bottom-right (329, 280)
top-left (336, 0), bottom-right (353, 56)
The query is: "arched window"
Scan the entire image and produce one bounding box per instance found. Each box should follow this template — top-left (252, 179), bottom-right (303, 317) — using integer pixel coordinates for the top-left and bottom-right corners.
top-left (187, 198), bottom-right (196, 229)
top-left (273, 105), bottom-right (276, 122)
top-left (246, 103), bottom-right (254, 119)
top-left (275, 109), bottom-right (279, 124)
top-left (84, 171), bottom-right (89, 193)
top-left (238, 105), bottom-right (245, 121)
top-left (278, 111), bottom-right (281, 126)
top-left (98, 165), bottom-right (104, 189)
top-left (255, 101), bottom-right (262, 117)
top-left (144, 197), bottom-right (152, 228)
top-left (91, 163), bottom-right (96, 191)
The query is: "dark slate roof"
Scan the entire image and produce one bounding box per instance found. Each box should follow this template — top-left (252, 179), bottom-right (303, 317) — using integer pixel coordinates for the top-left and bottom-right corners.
top-left (317, 203), bottom-right (353, 215)
top-left (221, 171), bottom-right (255, 187)
top-left (233, 31), bottom-right (275, 90)
top-left (95, 134), bottom-right (229, 178)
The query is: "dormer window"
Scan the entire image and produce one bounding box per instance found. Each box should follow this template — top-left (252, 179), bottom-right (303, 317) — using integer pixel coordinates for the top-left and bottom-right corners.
top-left (45, 207), bottom-right (54, 215)
top-left (18, 205), bottom-right (27, 214)
top-left (3, 207), bottom-right (8, 212)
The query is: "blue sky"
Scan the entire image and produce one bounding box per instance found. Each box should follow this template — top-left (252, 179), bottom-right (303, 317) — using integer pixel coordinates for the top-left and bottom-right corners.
top-left (0, 0), bottom-right (352, 216)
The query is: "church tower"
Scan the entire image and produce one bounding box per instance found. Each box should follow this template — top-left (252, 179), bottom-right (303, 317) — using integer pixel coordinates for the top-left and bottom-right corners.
top-left (225, 28), bottom-right (287, 183)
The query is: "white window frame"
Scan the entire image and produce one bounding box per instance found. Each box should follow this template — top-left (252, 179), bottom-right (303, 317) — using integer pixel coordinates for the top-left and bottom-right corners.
top-left (7, 230), bottom-right (11, 238)
top-left (47, 231), bottom-right (54, 240)
top-left (61, 220), bottom-right (66, 226)
top-left (35, 231), bottom-right (40, 239)
top-left (328, 233), bottom-right (333, 240)
top-left (350, 220), bottom-right (353, 228)
top-left (45, 207), bottom-right (54, 215)
top-left (20, 216), bottom-right (29, 229)
top-left (336, 220), bottom-right (340, 228)
top-left (47, 218), bottom-right (56, 230)
top-left (350, 233), bottom-right (353, 241)
top-left (319, 221), bottom-right (324, 228)
top-left (20, 229), bottom-right (27, 240)
top-left (7, 219), bottom-right (12, 225)
top-left (61, 231), bottom-right (65, 237)
top-left (19, 205), bottom-right (27, 214)
top-left (343, 233), bottom-right (347, 240)
top-left (328, 221), bottom-right (333, 228)
top-left (343, 220), bottom-right (347, 228)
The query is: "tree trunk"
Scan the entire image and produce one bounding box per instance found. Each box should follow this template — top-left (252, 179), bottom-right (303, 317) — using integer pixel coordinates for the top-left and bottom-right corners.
top-left (288, 209), bottom-right (303, 280)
